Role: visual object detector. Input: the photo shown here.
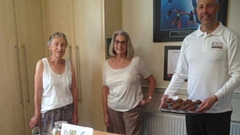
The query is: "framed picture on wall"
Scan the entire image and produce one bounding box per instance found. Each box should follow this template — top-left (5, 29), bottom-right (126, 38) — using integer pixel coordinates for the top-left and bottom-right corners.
top-left (153, 0), bottom-right (228, 42)
top-left (164, 46), bottom-right (181, 80)
top-left (106, 38), bottom-right (112, 59)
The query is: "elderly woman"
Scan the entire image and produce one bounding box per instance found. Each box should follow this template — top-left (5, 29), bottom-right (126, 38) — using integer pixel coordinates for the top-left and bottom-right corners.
top-left (29, 32), bottom-right (78, 134)
top-left (102, 30), bottom-right (156, 135)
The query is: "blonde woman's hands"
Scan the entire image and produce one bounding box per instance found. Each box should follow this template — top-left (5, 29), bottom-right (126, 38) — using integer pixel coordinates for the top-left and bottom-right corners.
top-left (104, 113), bottom-right (112, 127)
top-left (139, 98), bottom-right (152, 106)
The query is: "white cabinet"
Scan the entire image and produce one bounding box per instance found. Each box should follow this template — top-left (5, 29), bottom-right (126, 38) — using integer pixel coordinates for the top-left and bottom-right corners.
top-left (0, 0), bottom-right (106, 133)
top-left (0, 1), bottom-right (25, 134)
top-left (72, 0), bottom-right (105, 130)
top-left (0, 0), bottom-right (45, 134)
top-left (42, 0), bottom-right (73, 60)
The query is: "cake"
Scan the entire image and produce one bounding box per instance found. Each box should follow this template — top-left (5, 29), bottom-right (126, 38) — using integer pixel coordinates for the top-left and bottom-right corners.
top-left (175, 103), bottom-right (182, 107)
top-left (172, 104), bottom-right (180, 111)
top-left (169, 100), bottom-right (176, 106)
top-left (180, 105), bottom-right (188, 112)
top-left (195, 100), bottom-right (202, 105)
top-left (185, 104), bottom-right (190, 108)
top-left (176, 98), bottom-right (183, 103)
top-left (189, 102), bottom-right (196, 106)
top-left (188, 105), bottom-right (197, 113)
top-left (162, 103), bottom-right (169, 109)
top-left (185, 99), bottom-right (192, 103)
top-left (182, 101), bottom-right (188, 105)
top-left (166, 98), bottom-right (173, 103)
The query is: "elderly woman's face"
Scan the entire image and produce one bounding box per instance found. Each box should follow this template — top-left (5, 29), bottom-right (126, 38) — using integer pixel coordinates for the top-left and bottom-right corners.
top-left (114, 35), bottom-right (128, 56)
top-left (49, 36), bottom-right (67, 58)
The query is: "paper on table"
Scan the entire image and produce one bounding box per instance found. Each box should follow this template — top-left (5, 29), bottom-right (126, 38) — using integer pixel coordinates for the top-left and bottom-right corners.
top-left (61, 123), bottom-right (94, 135)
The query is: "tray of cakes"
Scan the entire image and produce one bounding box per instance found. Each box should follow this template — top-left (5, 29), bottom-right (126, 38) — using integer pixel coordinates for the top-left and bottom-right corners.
top-left (160, 97), bottom-right (202, 113)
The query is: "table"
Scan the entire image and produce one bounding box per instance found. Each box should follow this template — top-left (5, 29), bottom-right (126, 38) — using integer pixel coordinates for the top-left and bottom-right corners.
top-left (94, 130), bottom-right (120, 135)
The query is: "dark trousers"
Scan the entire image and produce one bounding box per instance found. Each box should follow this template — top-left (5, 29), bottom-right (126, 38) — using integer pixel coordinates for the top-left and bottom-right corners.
top-left (185, 111), bottom-right (232, 135)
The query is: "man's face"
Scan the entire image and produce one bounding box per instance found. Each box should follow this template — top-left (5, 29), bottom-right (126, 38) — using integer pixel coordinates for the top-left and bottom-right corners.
top-left (196, 0), bottom-right (220, 26)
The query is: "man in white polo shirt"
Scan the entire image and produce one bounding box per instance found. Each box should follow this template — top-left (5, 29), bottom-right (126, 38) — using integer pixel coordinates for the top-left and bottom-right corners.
top-left (160, 0), bottom-right (240, 135)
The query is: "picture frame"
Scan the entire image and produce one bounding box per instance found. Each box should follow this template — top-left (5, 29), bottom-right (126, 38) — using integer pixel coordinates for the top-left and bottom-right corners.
top-left (153, 0), bottom-right (228, 42)
top-left (164, 46), bottom-right (181, 80)
top-left (106, 37), bottom-right (112, 59)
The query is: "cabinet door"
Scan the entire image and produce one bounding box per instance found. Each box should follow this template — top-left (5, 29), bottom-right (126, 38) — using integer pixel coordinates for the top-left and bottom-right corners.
top-left (72, 0), bottom-right (105, 130)
top-left (15, 0), bottom-right (46, 134)
top-left (43, 0), bottom-right (74, 60)
top-left (0, 0), bottom-right (26, 134)
top-left (43, 0), bottom-right (105, 130)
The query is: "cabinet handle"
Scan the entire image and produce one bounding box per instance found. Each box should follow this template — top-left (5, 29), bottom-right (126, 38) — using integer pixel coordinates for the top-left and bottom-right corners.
top-left (22, 44), bottom-right (30, 103)
top-left (69, 45), bottom-right (73, 62)
top-left (15, 45), bottom-right (24, 105)
top-left (76, 45), bottom-right (82, 102)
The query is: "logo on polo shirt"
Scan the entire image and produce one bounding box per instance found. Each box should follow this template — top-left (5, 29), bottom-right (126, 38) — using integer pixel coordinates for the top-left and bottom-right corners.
top-left (211, 41), bottom-right (223, 49)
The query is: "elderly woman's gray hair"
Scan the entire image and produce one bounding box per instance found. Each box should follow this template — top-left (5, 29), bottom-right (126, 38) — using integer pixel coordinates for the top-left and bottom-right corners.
top-left (47, 32), bottom-right (68, 47)
top-left (108, 30), bottom-right (135, 58)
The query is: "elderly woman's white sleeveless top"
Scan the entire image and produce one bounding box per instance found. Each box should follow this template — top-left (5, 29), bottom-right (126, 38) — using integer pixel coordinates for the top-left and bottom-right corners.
top-left (41, 58), bottom-right (73, 113)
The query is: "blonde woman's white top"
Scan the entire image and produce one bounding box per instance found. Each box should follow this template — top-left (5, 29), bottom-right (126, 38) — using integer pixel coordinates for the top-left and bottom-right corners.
top-left (102, 56), bottom-right (152, 112)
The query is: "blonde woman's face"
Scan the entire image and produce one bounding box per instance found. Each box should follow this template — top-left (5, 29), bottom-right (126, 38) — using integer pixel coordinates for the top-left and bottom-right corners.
top-left (114, 35), bottom-right (128, 56)
top-left (49, 36), bottom-right (67, 58)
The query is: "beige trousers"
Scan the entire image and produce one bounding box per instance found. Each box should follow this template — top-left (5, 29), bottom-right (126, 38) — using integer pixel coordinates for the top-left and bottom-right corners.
top-left (108, 106), bottom-right (143, 135)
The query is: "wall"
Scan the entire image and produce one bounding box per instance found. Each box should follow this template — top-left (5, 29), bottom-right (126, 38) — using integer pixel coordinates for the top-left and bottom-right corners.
top-left (122, 0), bottom-right (187, 89)
top-left (105, 0), bottom-right (122, 37)
top-left (121, 0), bottom-right (240, 121)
